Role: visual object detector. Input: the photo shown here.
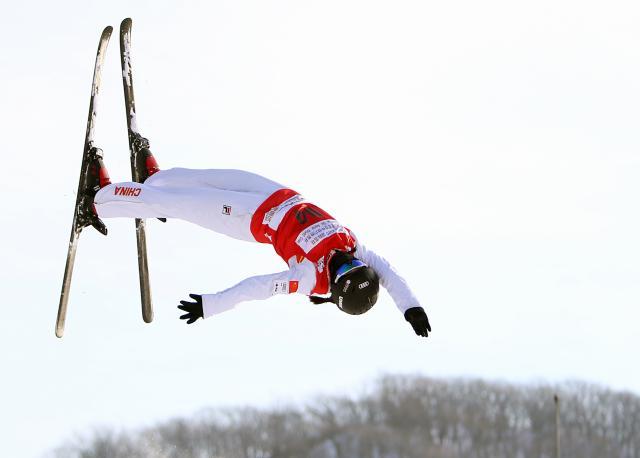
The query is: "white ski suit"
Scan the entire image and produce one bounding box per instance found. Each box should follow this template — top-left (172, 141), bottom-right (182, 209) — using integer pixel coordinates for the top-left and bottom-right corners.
top-left (95, 168), bottom-right (421, 318)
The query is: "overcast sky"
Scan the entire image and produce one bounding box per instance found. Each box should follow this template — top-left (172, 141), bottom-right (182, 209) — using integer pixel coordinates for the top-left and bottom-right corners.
top-left (1, 0), bottom-right (639, 456)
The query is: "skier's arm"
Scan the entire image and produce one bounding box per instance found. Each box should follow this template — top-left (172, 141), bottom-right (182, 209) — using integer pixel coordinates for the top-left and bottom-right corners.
top-left (355, 244), bottom-right (431, 337)
top-left (177, 263), bottom-right (315, 321)
top-left (198, 270), bottom-right (300, 318)
top-left (355, 244), bottom-right (421, 313)
top-left (356, 244), bottom-right (431, 337)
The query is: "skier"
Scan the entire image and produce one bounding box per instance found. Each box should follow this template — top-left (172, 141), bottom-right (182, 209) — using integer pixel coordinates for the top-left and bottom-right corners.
top-left (81, 136), bottom-right (431, 337)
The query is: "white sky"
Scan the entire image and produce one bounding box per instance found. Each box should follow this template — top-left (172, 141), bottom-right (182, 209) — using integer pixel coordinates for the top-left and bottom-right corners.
top-left (1, 0), bottom-right (639, 456)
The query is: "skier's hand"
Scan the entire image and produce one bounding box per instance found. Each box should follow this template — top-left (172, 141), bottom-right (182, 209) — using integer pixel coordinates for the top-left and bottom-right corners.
top-left (178, 294), bottom-right (204, 324)
top-left (404, 307), bottom-right (431, 337)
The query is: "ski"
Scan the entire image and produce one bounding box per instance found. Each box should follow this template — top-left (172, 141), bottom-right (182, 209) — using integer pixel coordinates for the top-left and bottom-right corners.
top-left (56, 26), bottom-right (113, 338)
top-left (119, 18), bottom-right (154, 323)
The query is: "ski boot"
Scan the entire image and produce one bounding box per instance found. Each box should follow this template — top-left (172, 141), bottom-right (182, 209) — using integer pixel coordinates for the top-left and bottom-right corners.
top-left (131, 132), bottom-right (160, 183)
top-left (131, 133), bottom-right (165, 222)
top-left (77, 146), bottom-right (111, 236)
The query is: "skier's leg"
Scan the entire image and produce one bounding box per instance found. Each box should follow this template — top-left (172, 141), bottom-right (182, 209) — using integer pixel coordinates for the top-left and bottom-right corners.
top-left (94, 182), bottom-right (263, 242)
top-left (144, 168), bottom-right (286, 195)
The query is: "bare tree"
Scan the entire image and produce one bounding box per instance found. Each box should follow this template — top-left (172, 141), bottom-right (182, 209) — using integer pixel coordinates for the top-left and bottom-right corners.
top-left (49, 376), bottom-right (640, 458)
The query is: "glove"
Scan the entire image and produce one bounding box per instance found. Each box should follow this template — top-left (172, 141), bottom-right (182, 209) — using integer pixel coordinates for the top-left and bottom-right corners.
top-left (404, 307), bottom-right (431, 337)
top-left (178, 294), bottom-right (204, 324)
top-left (309, 295), bottom-right (333, 305)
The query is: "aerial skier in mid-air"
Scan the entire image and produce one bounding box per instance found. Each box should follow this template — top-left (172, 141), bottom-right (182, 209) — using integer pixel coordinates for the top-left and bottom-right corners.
top-left (81, 136), bottom-right (432, 337)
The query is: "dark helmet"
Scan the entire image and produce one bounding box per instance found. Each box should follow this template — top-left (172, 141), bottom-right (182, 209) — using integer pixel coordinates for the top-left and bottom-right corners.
top-left (330, 253), bottom-right (380, 315)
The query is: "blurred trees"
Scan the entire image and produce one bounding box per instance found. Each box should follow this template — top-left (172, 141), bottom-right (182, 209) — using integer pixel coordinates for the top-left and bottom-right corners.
top-left (48, 375), bottom-right (640, 458)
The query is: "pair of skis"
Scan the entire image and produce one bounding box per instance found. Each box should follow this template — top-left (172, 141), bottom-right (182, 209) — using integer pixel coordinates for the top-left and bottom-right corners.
top-left (56, 19), bottom-right (154, 338)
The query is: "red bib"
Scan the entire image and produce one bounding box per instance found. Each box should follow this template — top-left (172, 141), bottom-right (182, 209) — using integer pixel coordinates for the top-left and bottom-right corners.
top-left (250, 189), bottom-right (357, 295)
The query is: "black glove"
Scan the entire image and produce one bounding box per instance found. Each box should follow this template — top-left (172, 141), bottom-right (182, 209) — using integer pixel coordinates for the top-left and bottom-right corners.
top-left (178, 294), bottom-right (204, 324)
top-left (404, 307), bottom-right (431, 337)
top-left (309, 295), bottom-right (333, 305)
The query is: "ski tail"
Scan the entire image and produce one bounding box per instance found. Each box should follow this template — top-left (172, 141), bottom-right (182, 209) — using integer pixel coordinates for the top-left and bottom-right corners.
top-left (56, 229), bottom-right (80, 338)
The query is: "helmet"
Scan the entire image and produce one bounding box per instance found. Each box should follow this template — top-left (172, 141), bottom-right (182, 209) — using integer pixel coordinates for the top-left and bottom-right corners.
top-left (330, 258), bottom-right (380, 315)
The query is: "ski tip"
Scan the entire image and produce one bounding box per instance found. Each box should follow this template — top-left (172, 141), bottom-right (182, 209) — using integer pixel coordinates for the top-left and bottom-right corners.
top-left (55, 327), bottom-right (64, 339)
top-left (100, 25), bottom-right (113, 42)
top-left (121, 18), bottom-right (132, 29)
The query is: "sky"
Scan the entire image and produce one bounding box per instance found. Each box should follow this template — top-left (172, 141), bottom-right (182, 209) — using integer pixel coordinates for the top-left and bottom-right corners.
top-left (1, 0), bottom-right (639, 456)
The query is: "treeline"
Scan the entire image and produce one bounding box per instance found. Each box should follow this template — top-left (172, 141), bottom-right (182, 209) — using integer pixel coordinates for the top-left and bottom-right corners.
top-left (49, 375), bottom-right (640, 458)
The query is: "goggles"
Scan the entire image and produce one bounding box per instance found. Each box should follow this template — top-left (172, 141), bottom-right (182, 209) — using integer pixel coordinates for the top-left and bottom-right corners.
top-left (334, 259), bottom-right (367, 283)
